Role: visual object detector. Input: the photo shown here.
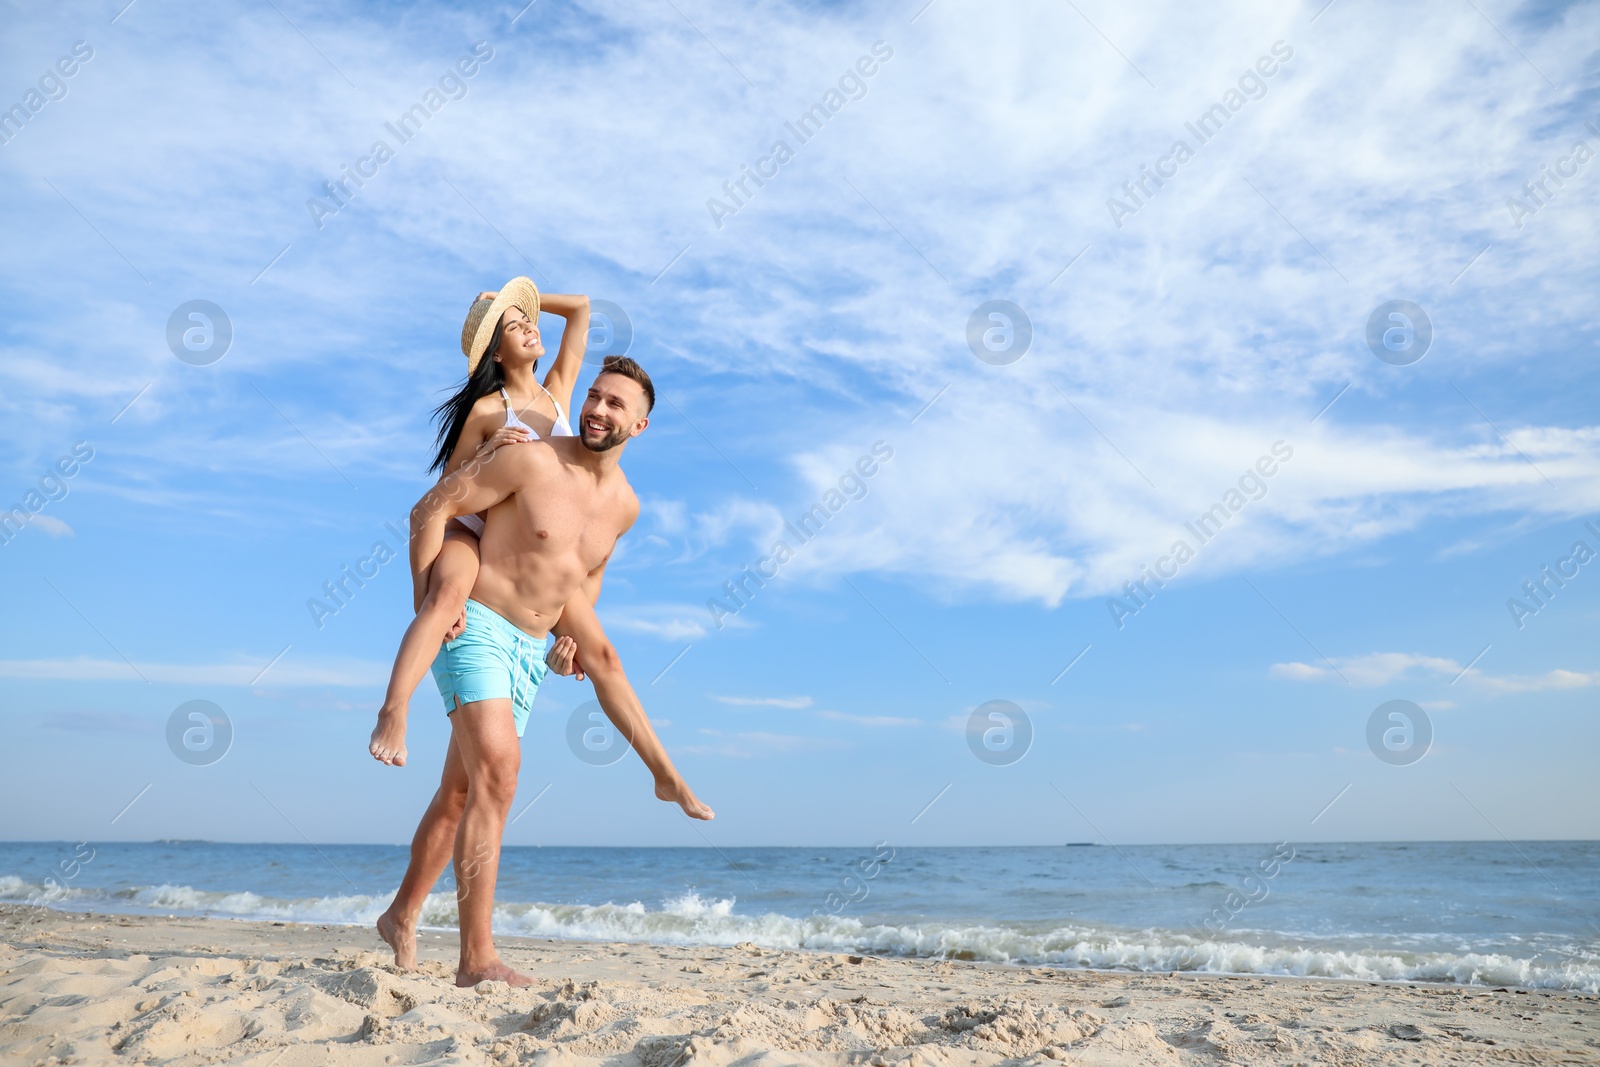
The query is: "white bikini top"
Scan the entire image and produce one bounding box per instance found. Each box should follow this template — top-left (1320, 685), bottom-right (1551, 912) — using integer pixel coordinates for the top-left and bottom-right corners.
top-left (500, 384), bottom-right (574, 438)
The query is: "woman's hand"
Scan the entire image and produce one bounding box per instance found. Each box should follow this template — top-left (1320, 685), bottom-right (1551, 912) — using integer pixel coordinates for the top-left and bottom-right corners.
top-left (545, 635), bottom-right (585, 680)
top-left (474, 425), bottom-right (531, 460)
top-left (476, 291), bottom-right (498, 303)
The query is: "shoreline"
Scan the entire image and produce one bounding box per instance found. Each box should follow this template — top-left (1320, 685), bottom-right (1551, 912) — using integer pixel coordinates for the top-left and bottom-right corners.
top-left (7, 901), bottom-right (1584, 997)
top-left (4, 907), bottom-right (1595, 1065)
top-left (10, 893), bottom-right (1597, 996)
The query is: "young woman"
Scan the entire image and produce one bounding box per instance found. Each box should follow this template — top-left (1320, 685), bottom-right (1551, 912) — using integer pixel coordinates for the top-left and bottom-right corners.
top-left (368, 279), bottom-right (590, 767)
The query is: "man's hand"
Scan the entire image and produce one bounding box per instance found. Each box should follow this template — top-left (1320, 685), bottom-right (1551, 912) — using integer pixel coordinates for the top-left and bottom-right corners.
top-left (545, 635), bottom-right (585, 680)
top-left (476, 425), bottom-right (531, 459)
top-left (445, 607), bottom-right (467, 642)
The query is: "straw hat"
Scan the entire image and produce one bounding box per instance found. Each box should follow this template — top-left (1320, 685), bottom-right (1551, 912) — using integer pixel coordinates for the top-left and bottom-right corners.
top-left (460, 277), bottom-right (541, 375)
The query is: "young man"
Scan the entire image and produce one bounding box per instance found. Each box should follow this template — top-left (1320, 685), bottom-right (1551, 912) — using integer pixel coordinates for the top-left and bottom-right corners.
top-left (376, 357), bottom-right (713, 988)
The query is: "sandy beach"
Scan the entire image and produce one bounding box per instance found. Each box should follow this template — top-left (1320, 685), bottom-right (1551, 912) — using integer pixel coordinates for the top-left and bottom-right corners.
top-left (3, 906), bottom-right (1596, 1066)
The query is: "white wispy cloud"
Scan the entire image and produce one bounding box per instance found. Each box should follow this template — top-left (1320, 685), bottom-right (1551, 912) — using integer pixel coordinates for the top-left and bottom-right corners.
top-left (2, 0), bottom-right (1597, 609)
top-left (605, 602), bottom-right (753, 643)
top-left (759, 415), bottom-right (1600, 606)
top-left (1269, 651), bottom-right (1600, 693)
top-left (29, 515), bottom-right (74, 538)
top-left (1469, 669), bottom-right (1600, 694)
top-left (0, 655), bottom-right (388, 688)
top-left (816, 709), bottom-right (921, 727)
top-left (711, 694), bottom-right (814, 708)
top-left (1268, 652), bottom-right (1465, 687)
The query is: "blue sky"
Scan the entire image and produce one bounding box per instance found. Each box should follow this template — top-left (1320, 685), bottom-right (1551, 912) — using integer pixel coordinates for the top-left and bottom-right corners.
top-left (1, 0), bottom-right (1597, 848)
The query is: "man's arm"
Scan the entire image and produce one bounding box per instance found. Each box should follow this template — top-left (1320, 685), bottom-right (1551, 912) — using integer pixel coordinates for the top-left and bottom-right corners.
top-left (408, 445), bottom-right (537, 611)
top-left (551, 594), bottom-right (713, 821)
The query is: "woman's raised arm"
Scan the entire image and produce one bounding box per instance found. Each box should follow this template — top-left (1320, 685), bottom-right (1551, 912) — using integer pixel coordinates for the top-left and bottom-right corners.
top-left (533, 292), bottom-right (589, 415)
top-left (475, 288), bottom-right (589, 416)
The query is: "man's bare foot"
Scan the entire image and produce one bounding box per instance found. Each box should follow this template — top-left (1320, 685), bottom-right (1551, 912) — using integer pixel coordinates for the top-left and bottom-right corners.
top-left (455, 959), bottom-right (534, 987)
top-left (656, 776), bottom-right (714, 820)
top-left (369, 706), bottom-right (408, 767)
top-left (376, 908), bottom-right (417, 970)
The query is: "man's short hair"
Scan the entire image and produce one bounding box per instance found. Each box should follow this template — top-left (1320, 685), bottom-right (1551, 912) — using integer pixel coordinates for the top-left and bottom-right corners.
top-left (600, 356), bottom-right (655, 414)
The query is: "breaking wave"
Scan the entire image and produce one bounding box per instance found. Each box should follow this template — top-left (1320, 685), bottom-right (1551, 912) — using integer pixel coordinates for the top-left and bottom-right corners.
top-left (4, 874), bottom-right (1595, 992)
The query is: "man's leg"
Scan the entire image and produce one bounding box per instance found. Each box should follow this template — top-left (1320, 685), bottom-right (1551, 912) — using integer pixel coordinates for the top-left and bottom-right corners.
top-left (448, 696), bottom-right (528, 987)
top-left (376, 734), bottom-right (468, 969)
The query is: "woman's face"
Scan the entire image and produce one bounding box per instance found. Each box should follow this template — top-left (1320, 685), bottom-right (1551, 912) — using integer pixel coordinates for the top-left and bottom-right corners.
top-left (496, 306), bottom-right (543, 365)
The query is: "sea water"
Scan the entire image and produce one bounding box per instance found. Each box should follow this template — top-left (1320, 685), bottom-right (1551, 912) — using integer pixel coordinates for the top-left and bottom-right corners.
top-left (2, 840), bottom-right (1596, 991)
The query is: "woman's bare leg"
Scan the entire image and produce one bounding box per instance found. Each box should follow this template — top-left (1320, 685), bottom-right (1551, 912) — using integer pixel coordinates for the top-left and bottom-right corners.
top-left (370, 528), bottom-right (481, 766)
top-left (551, 595), bottom-right (713, 819)
top-left (376, 732), bottom-right (467, 969)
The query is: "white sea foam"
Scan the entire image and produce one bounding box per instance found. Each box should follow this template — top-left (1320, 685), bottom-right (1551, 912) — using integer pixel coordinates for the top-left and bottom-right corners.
top-left (4, 876), bottom-right (1596, 992)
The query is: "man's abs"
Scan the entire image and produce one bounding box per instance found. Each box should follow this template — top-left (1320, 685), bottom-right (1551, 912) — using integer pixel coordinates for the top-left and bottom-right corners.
top-left (468, 552), bottom-right (588, 638)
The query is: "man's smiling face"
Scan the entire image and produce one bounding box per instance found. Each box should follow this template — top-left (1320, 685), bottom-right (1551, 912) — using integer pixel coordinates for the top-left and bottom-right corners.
top-left (579, 373), bottom-right (649, 452)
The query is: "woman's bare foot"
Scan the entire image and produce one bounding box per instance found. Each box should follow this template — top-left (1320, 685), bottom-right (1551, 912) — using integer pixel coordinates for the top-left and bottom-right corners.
top-left (455, 959), bottom-right (534, 987)
top-left (376, 908), bottom-right (417, 970)
top-left (369, 705), bottom-right (408, 767)
top-left (656, 776), bottom-right (714, 820)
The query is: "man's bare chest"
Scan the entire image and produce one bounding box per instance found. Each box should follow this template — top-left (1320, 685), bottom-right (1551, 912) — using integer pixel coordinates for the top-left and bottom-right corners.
top-left (501, 483), bottom-right (621, 569)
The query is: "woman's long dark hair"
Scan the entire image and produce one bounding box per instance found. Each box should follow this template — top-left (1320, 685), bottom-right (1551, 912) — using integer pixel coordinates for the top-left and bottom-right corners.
top-left (430, 320), bottom-right (524, 473)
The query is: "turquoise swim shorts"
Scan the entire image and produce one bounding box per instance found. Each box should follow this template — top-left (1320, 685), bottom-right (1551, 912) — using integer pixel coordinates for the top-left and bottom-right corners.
top-left (430, 599), bottom-right (550, 737)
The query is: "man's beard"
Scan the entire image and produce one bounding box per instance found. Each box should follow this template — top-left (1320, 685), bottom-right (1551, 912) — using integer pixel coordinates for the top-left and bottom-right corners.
top-left (581, 424), bottom-right (630, 452)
